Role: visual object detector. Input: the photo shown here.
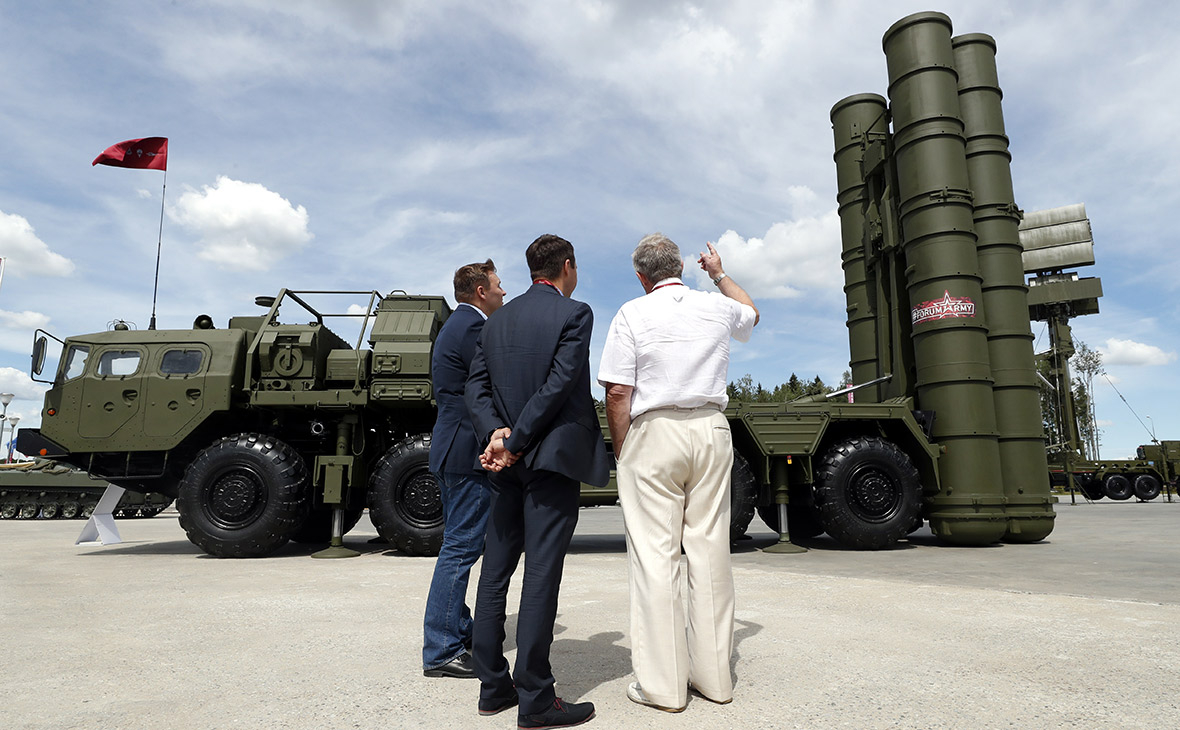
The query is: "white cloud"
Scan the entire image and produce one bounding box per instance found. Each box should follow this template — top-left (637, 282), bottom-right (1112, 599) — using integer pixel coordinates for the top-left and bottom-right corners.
top-left (0, 310), bottom-right (51, 330)
top-left (0, 211), bottom-right (75, 278)
top-left (169, 177), bottom-right (313, 271)
top-left (0, 366), bottom-right (48, 401)
top-left (690, 210), bottom-right (843, 299)
top-left (1099, 338), bottom-right (1176, 366)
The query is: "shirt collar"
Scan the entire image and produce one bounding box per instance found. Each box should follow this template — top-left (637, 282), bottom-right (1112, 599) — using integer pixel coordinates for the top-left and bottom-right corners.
top-left (457, 301), bottom-right (487, 320)
top-left (652, 277), bottom-right (684, 291)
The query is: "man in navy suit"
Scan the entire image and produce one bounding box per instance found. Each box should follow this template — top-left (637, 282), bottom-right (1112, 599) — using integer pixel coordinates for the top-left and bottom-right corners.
top-left (465, 234), bottom-right (610, 728)
top-left (422, 260), bottom-right (506, 679)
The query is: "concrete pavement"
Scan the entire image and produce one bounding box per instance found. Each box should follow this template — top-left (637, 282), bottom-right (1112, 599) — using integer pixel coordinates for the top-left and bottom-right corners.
top-left (2, 500), bottom-right (1178, 729)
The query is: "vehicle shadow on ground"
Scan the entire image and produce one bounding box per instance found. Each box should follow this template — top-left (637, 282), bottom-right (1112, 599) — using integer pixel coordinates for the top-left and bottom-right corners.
top-left (76, 537), bottom-right (390, 558)
top-left (566, 534), bottom-right (628, 554)
top-left (75, 539), bottom-right (206, 557)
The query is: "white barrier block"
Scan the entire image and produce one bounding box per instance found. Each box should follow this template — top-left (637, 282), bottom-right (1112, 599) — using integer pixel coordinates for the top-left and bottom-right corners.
top-left (76, 484), bottom-right (126, 546)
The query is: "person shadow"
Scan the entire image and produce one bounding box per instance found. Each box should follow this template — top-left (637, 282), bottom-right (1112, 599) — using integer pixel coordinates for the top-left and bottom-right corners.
top-left (550, 627), bottom-right (632, 698)
top-left (546, 616), bottom-right (765, 701)
top-left (730, 617), bottom-right (762, 689)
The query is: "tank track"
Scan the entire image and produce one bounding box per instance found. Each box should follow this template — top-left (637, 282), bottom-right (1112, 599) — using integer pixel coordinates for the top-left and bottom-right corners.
top-left (0, 461), bottom-right (173, 520)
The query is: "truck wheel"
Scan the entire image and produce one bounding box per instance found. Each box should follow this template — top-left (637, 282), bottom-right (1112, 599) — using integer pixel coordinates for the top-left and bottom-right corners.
top-left (1102, 474), bottom-right (1133, 501)
top-left (368, 434), bottom-right (442, 556)
top-left (813, 436), bottom-right (921, 550)
top-left (1133, 474), bottom-right (1161, 501)
top-left (290, 503), bottom-right (366, 544)
top-left (728, 450), bottom-right (758, 542)
top-left (1076, 475), bottom-right (1105, 501)
top-left (177, 433), bottom-right (310, 558)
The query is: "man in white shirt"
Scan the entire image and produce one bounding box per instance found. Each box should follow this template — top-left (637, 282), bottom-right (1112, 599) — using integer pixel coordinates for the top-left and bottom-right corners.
top-left (598, 233), bottom-right (758, 713)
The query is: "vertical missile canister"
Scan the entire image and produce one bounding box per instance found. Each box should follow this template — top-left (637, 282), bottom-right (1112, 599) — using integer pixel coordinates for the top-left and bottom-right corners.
top-left (831, 93), bottom-right (889, 401)
top-left (952, 33), bottom-right (1055, 542)
top-left (882, 12), bottom-right (1008, 545)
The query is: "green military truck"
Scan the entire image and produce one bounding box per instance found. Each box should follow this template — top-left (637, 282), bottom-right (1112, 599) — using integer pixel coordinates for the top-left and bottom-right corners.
top-left (1020, 204), bottom-right (1179, 503)
top-left (18, 287), bottom-right (941, 558)
top-left (20, 11), bottom-right (1059, 559)
top-left (1047, 442), bottom-right (1180, 502)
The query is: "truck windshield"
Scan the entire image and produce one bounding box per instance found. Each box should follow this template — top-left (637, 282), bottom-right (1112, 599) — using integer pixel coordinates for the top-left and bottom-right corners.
top-left (61, 345), bottom-right (90, 381)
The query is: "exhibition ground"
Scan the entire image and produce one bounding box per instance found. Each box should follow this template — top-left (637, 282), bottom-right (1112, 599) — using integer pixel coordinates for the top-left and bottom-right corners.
top-left (2, 499), bottom-right (1177, 729)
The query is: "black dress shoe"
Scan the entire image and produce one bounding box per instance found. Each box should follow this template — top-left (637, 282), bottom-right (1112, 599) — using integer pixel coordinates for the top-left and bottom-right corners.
top-left (478, 692), bottom-right (518, 716)
top-left (518, 697), bottom-right (595, 729)
top-left (423, 651), bottom-right (476, 678)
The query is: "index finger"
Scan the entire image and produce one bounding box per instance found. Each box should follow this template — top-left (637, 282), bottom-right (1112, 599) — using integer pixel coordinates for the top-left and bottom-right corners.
top-left (706, 241), bottom-right (717, 255)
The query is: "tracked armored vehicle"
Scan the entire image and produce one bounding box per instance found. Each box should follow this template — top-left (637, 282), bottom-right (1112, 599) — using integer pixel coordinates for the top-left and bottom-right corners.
top-left (0, 459), bottom-right (171, 519)
top-left (21, 11), bottom-right (1058, 558)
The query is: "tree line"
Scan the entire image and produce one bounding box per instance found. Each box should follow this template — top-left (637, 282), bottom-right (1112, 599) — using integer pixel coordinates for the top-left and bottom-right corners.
top-left (725, 372), bottom-right (843, 402)
top-left (724, 342), bottom-right (1107, 459)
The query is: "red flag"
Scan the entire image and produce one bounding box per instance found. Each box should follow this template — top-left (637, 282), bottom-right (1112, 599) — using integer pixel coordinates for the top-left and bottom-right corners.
top-left (92, 137), bottom-right (168, 171)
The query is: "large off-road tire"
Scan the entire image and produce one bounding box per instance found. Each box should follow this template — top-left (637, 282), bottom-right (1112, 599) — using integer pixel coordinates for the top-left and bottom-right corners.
top-left (729, 451), bottom-right (758, 542)
top-left (367, 434), bottom-right (442, 556)
top-left (177, 433), bottom-right (310, 558)
top-left (1102, 474), bottom-right (1133, 501)
top-left (290, 503), bottom-right (366, 544)
top-left (813, 436), bottom-right (922, 550)
top-left (1133, 474), bottom-right (1161, 501)
top-left (1075, 474), bottom-right (1105, 501)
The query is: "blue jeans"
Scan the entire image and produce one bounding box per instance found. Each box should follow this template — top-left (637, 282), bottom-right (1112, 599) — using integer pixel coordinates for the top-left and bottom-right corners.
top-left (423, 470), bottom-right (492, 669)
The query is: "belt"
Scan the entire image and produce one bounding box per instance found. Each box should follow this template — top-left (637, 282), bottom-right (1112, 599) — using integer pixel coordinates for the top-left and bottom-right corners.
top-left (646, 403), bottom-right (722, 414)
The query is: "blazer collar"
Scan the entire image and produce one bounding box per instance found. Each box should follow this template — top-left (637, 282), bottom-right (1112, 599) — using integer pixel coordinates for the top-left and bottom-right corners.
top-left (529, 281), bottom-right (564, 297)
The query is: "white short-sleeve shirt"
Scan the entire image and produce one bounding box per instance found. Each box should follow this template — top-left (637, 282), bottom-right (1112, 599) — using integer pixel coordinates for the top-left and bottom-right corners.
top-left (597, 277), bottom-right (757, 419)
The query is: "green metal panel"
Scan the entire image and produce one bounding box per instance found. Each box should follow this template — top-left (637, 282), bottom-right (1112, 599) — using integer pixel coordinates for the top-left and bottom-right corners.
top-left (1026, 276), bottom-right (1102, 319)
top-left (953, 32), bottom-right (1055, 542)
top-left (733, 404), bottom-right (831, 456)
top-left (250, 389), bottom-right (370, 407)
top-left (369, 379), bottom-right (433, 402)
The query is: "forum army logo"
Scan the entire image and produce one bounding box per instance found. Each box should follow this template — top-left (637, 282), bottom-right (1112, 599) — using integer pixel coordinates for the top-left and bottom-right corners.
top-left (911, 291), bottom-right (976, 324)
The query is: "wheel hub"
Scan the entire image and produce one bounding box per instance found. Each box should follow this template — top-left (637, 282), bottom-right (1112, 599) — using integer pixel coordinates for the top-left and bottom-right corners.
top-left (206, 469), bottom-right (266, 527)
top-left (398, 470), bottom-right (443, 527)
top-left (848, 466), bottom-right (901, 522)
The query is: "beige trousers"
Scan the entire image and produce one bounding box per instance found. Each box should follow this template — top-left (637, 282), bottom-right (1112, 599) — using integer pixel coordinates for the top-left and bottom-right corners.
top-left (617, 408), bottom-right (735, 708)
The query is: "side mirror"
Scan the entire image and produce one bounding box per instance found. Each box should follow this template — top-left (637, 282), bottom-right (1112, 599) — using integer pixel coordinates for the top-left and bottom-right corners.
top-left (31, 335), bottom-right (47, 376)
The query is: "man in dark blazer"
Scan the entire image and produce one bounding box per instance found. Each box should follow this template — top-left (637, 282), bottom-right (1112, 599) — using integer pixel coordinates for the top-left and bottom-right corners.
top-left (422, 260), bottom-right (506, 679)
top-left (465, 234), bottom-right (610, 729)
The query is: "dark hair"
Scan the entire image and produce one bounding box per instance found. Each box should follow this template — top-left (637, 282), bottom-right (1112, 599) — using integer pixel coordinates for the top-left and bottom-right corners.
top-left (526, 234), bottom-right (575, 281)
top-left (453, 259), bottom-right (496, 303)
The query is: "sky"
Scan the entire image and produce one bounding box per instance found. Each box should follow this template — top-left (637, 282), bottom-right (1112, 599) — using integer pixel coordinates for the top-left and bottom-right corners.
top-left (0, 0), bottom-right (1177, 460)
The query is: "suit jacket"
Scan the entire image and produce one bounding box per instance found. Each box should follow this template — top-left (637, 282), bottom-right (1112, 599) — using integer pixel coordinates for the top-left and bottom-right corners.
top-left (465, 282), bottom-right (610, 487)
top-left (429, 303), bottom-right (486, 476)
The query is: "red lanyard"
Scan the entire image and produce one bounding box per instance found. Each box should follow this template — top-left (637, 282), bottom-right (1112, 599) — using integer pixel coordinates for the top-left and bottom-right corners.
top-left (653, 281), bottom-right (685, 292)
top-left (533, 279), bottom-right (561, 294)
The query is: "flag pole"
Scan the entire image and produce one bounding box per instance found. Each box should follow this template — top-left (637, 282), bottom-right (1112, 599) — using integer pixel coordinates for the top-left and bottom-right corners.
top-left (149, 169), bottom-right (167, 330)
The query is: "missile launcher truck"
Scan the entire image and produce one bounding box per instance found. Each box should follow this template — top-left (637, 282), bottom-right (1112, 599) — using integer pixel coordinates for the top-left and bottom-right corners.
top-left (19, 11), bottom-right (1058, 558)
top-left (1020, 205), bottom-right (1179, 502)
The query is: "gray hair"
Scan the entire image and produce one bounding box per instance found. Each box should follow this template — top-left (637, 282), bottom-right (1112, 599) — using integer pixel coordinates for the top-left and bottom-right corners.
top-left (632, 233), bottom-right (683, 282)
